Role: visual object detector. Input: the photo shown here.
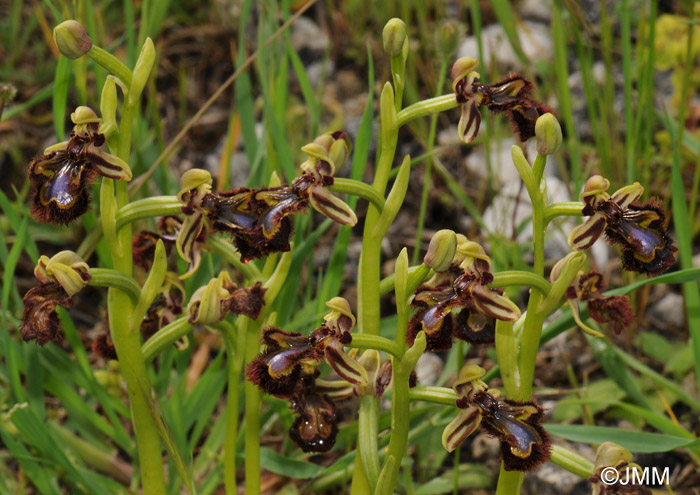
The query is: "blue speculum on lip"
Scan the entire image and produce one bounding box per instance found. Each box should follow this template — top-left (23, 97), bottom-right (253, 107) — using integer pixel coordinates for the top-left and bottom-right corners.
top-left (40, 161), bottom-right (83, 208)
top-left (616, 212), bottom-right (664, 263)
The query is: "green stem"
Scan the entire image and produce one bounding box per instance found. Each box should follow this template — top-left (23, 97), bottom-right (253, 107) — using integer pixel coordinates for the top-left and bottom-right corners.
top-left (355, 83), bottom-right (398, 495)
top-left (543, 201), bottom-right (583, 225)
top-left (115, 196), bottom-right (182, 230)
top-left (141, 316), bottom-right (192, 362)
top-left (87, 45), bottom-right (133, 87)
top-left (407, 386), bottom-right (458, 405)
top-left (102, 91), bottom-right (166, 494)
top-left (396, 94), bottom-right (458, 127)
top-left (87, 268), bottom-right (141, 303)
top-left (549, 445), bottom-right (594, 478)
top-left (357, 395), bottom-right (381, 488)
top-left (348, 334), bottom-right (402, 359)
top-left (244, 317), bottom-right (264, 495)
top-left (222, 318), bottom-right (246, 495)
top-left (490, 271), bottom-right (550, 296)
top-left (514, 154), bottom-right (546, 403)
top-left (330, 178), bottom-right (386, 212)
top-left (495, 466), bottom-right (523, 495)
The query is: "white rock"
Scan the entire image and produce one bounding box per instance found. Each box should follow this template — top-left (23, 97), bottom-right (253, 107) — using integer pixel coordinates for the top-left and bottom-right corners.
top-left (415, 353), bottom-right (444, 386)
top-left (648, 292), bottom-right (686, 329)
top-left (458, 21), bottom-right (553, 72)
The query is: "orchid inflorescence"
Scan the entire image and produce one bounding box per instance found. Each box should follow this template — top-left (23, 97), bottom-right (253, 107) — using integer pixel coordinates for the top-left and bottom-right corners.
top-left (14, 16), bottom-right (682, 495)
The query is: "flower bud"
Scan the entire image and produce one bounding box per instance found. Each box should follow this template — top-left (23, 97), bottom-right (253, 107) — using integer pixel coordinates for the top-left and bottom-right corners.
top-left (383, 18), bottom-right (407, 56)
top-left (535, 113), bottom-right (562, 155)
top-left (424, 229), bottom-right (457, 272)
top-left (187, 272), bottom-right (233, 324)
top-left (325, 296), bottom-right (356, 333)
top-left (100, 77), bottom-right (118, 136)
top-left (34, 251), bottom-right (91, 296)
top-left (53, 20), bottom-right (92, 59)
top-left (0, 83), bottom-right (17, 104)
top-left (436, 20), bottom-right (461, 59)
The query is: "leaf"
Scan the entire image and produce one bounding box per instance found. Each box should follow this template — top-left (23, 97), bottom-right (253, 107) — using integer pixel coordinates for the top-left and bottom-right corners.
top-left (52, 56), bottom-right (71, 141)
top-left (544, 424), bottom-right (700, 453)
top-left (259, 447), bottom-right (325, 479)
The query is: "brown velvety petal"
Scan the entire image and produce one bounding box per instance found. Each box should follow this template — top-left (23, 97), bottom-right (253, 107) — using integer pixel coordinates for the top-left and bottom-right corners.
top-left (289, 378), bottom-right (338, 453)
top-left (225, 282), bottom-right (266, 319)
top-left (245, 355), bottom-right (304, 398)
top-left (587, 296), bottom-right (635, 335)
top-left (453, 309), bottom-right (496, 345)
top-left (92, 331), bottom-right (118, 360)
top-left (20, 282), bottom-right (71, 345)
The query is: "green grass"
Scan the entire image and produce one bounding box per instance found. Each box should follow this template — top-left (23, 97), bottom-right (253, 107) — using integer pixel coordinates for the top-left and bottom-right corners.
top-left (1, 2), bottom-right (700, 494)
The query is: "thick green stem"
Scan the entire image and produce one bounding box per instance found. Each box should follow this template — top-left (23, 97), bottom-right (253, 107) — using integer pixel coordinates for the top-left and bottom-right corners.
top-left (330, 178), bottom-right (386, 212)
top-left (223, 318), bottom-right (247, 495)
top-left (495, 466), bottom-right (523, 495)
top-left (102, 93), bottom-right (166, 494)
top-left (396, 94), bottom-right (458, 127)
top-left (355, 83), bottom-right (398, 495)
top-left (244, 317), bottom-right (264, 495)
top-left (357, 395), bottom-right (381, 488)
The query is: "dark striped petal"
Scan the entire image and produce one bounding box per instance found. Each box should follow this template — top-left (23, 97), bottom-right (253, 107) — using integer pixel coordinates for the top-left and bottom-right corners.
top-left (324, 340), bottom-right (368, 386)
top-left (442, 405), bottom-right (482, 452)
top-left (568, 214), bottom-right (606, 251)
top-left (309, 187), bottom-right (358, 226)
top-left (458, 98), bottom-right (482, 143)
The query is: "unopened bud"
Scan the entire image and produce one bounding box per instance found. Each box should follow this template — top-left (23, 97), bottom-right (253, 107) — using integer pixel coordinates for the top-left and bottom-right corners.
top-left (383, 18), bottom-right (407, 56)
top-left (0, 83), bottom-right (17, 103)
top-left (535, 113), bottom-right (562, 155)
top-left (187, 272), bottom-right (233, 325)
top-left (436, 20), bottom-right (461, 59)
top-left (53, 20), bottom-right (92, 59)
top-left (424, 229), bottom-right (457, 272)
